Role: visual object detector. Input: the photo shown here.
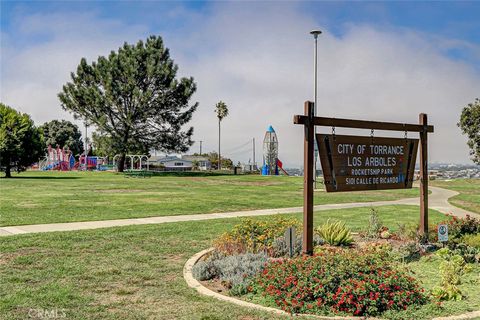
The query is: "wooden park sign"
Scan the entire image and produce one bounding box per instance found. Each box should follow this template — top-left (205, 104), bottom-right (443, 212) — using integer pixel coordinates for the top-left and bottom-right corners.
top-left (317, 134), bottom-right (418, 192)
top-left (294, 101), bottom-right (434, 255)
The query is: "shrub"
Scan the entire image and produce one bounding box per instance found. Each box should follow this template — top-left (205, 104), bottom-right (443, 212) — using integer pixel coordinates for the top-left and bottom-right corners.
top-left (439, 214), bottom-right (480, 240)
top-left (192, 259), bottom-right (217, 281)
top-left (216, 252), bottom-right (268, 291)
top-left (315, 219), bottom-right (353, 246)
top-left (255, 246), bottom-right (427, 316)
top-left (396, 222), bottom-right (438, 243)
top-left (447, 243), bottom-right (480, 264)
top-left (192, 250), bottom-right (225, 281)
top-left (460, 233), bottom-right (480, 249)
top-left (192, 251), bottom-right (268, 296)
top-left (214, 217), bottom-right (301, 255)
top-left (366, 208), bottom-right (383, 238)
top-left (431, 248), bottom-right (472, 301)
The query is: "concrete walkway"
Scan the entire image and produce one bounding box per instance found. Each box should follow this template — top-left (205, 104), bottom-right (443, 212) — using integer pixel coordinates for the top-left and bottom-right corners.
top-left (0, 186), bottom-right (477, 237)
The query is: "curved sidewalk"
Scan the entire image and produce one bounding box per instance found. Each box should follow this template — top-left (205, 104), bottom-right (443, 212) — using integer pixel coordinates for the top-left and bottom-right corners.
top-left (0, 186), bottom-right (477, 237)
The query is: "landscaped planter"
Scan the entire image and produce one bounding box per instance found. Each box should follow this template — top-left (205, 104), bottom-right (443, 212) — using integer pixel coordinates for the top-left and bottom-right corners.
top-left (184, 248), bottom-right (367, 320)
top-left (184, 248), bottom-right (480, 320)
top-left (184, 215), bottom-right (480, 320)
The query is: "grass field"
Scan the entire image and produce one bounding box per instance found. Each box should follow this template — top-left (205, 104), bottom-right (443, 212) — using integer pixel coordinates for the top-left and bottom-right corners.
top-left (0, 171), bottom-right (422, 226)
top-left (3, 205), bottom-right (474, 320)
top-left (431, 179), bottom-right (480, 214)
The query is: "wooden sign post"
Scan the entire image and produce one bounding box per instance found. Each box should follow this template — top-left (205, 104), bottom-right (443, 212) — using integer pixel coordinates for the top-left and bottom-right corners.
top-left (302, 101), bottom-right (314, 255)
top-left (419, 113), bottom-right (429, 236)
top-left (294, 101), bottom-right (434, 255)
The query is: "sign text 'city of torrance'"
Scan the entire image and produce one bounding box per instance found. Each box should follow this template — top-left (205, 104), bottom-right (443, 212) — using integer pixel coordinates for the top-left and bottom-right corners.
top-left (317, 134), bottom-right (419, 192)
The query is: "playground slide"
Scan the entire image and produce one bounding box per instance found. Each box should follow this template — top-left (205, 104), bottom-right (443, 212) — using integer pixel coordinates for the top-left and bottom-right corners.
top-left (276, 159), bottom-right (289, 176)
top-left (279, 166), bottom-right (289, 176)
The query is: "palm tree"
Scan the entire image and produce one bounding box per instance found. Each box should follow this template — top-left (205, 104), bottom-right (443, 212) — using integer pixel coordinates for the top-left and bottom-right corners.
top-left (214, 101), bottom-right (229, 170)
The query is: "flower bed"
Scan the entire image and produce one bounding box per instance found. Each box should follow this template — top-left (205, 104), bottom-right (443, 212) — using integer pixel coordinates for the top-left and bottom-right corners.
top-left (255, 246), bottom-right (427, 316)
top-left (191, 213), bottom-right (480, 318)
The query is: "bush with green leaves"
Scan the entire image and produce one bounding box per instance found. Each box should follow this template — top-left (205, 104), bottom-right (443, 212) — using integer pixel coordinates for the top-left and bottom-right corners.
top-left (315, 219), bottom-right (353, 246)
top-left (447, 243), bottom-right (480, 264)
top-left (439, 214), bottom-right (480, 240)
top-left (192, 251), bottom-right (268, 296)
top-left (0, 103), bottom-right (43, 178)
top-left (431, 248), bottom-right (472, 301)
top-left (459, 233), bottom-right (480, 249)
top-left (214, 217), bottom-right (301, 255)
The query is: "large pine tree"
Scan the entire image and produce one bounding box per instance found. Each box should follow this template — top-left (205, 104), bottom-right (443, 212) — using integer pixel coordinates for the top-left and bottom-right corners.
top-left (58, 35), bottom-right (198, 171)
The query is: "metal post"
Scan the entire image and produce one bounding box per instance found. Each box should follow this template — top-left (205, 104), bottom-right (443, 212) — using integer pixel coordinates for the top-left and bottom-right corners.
top-left (84, 122), bottom-right (88, 171)
top-left (218, 120), bottom-right (221, 170)
top-left (310, 30), bottom-right (322, 189)
top-left (253, 138), bottom-right (255, 171)
top-left (303, 101), bottom-right (315, 255)
top-left (419, 113), bottom-right (429, 238)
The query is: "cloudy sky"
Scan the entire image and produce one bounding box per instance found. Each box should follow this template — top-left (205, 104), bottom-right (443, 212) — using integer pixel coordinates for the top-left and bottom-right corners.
top-left (1, 1), bottom-right (479, 167)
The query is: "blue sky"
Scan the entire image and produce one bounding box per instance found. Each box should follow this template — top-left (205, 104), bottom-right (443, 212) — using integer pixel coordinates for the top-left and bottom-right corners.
top-left (1, 1), bottom-right (480, 165)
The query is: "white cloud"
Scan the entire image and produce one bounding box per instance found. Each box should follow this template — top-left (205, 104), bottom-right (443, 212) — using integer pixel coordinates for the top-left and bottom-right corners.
top-left (1, 3), bottom-right (479, 167)
top-left (1, 11), bottom-right (149, 125)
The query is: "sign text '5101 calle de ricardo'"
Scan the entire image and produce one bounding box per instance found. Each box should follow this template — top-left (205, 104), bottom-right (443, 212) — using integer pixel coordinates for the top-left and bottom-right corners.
top-left (317, 134), bottom-right (418, 192)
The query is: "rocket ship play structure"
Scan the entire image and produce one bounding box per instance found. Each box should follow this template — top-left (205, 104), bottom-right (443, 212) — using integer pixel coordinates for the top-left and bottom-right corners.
top-left (261, 125), bottom-right (288, 176)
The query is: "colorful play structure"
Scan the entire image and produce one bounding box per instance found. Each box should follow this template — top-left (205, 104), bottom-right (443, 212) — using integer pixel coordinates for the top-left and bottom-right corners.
top-left (39, 145), bottom-right (108, 171)
top-left (261, 125), bottom-right (289, 176)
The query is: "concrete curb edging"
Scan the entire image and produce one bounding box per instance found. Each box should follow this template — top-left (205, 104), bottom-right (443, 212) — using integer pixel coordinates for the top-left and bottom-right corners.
top-left (184, 248), bottom-right (480, 320)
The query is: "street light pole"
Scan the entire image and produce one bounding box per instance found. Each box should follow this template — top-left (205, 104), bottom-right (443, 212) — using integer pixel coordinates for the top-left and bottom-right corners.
top-left (310, 29), bottom-right (322, 189)
top-left (84, 122), bottom-right (88, 171)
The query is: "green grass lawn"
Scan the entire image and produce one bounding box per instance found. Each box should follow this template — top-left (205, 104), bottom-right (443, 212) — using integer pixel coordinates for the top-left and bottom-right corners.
top-left (0, 171), bottom-right (421, 226)
top-left (431, 179), bottom-right (480, 214)
top-left (2, 205), bottom-right (474, 320)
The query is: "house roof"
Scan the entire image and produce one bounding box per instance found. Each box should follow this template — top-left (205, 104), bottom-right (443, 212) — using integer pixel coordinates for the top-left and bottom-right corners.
top-left (181, 155), bottom-right (209, 162)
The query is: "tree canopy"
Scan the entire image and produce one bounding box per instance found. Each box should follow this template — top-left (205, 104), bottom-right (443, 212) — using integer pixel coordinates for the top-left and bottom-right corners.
top-left (0, 103), bottom-right (43, 177)
top-left (214, 101), bottom-right (229, 121)
top-left (91, 131), bottom-right (148, 158)
top-left (205, 151), bottom-right (233, 170)
top-left (58, 35), bottom-right (198, 171)
top-left (40, 120), bottom-right (84, 155)
top-left (458, 98), bottom-right (480, 164)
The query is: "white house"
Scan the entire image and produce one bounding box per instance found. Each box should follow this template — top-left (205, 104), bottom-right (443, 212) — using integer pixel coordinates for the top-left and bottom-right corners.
top-left (148, 155), bottom-right (211, 171)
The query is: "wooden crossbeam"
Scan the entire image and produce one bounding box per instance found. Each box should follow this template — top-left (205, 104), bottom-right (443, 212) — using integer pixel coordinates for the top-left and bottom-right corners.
top-left (293, 115), bottom-right (434, 133)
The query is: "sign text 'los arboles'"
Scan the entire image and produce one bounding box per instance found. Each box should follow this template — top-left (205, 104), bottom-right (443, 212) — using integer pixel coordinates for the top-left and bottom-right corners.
top-left (317, 134), bottom-right (418, 192)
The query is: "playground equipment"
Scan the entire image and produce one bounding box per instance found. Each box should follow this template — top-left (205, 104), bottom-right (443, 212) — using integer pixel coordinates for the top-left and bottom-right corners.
top-left (40, 145), bottom-right (75, 171)
top-left (39, 145), bottom-right (108, 171)
top-left (112, 154), bottom-right (149, 171)
top-left (261, 126), bottom-right (289, 176)
top-left (78, 155), bottom-right (108, 170)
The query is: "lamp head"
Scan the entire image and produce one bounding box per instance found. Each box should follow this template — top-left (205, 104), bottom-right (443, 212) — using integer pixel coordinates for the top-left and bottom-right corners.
top-left (310, 30), bottom-right (322, 39)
